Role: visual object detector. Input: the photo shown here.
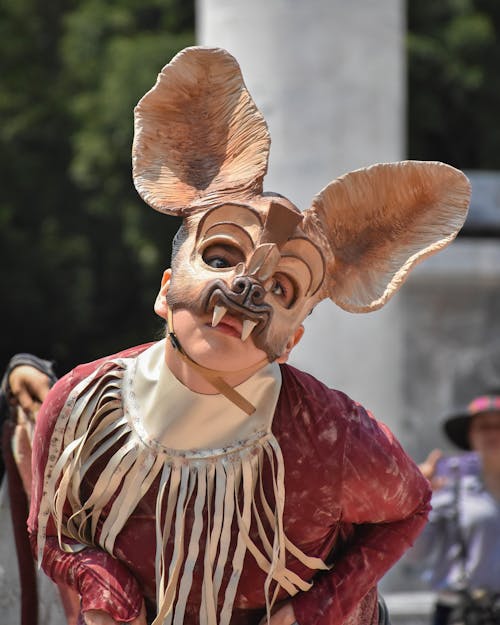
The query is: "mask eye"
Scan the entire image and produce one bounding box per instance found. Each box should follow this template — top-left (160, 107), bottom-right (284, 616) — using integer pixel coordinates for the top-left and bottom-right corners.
top-left (269, 272), bottom-right (297, 308)
top-left (202, 244), bottom-right (244, 269)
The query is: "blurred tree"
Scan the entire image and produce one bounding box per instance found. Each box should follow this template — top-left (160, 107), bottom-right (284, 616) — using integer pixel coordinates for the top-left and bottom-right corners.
top-left (1, 1), bottom-right (499, 374)
top-left (0, 0), bottom-right (191, 373)
top-left (407, 0), bottom-right (500, 169)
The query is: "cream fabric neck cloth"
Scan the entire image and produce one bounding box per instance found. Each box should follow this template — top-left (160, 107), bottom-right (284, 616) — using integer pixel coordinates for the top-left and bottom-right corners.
top-left (125, 339), bottom-right (282, 452)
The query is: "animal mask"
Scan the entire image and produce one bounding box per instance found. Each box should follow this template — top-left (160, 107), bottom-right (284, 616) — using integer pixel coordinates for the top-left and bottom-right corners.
top-left (133, 46), bottom-right (471, 362)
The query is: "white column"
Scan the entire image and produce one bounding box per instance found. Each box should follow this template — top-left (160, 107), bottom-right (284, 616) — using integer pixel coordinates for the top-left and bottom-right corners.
top-left (197, 0), bottom-right (407, 431)
top-left (197, 0), bottom-right (405, 207)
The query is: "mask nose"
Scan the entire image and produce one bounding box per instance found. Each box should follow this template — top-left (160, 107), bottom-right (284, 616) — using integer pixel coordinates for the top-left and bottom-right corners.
top-left (231, 276), bottom-right (266, 306)
top-left (245, 242), bottom-right (281, 282)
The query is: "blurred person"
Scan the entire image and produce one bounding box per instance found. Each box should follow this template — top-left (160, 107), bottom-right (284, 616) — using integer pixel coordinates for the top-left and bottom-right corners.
top-left (25, 47), bottom-right (471, 625)
top-left (1, 354), bottom-right (56, 490)
top-left (410, 390), bottom-right (500, 625)
top-left (0, 355), bottom-right (80, 625)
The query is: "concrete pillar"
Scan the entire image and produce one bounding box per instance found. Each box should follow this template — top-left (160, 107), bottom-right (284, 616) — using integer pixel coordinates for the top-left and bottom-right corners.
top-left (196, 0), bottom-right (500, 600)
top-left (197, 0), bottom-right (405, 207)
top-left (197, 0), bottom-right (408, 432)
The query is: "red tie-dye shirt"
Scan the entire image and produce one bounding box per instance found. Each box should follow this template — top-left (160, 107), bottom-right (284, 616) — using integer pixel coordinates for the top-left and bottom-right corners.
top-left (28, 344), bottom-right (430, 625)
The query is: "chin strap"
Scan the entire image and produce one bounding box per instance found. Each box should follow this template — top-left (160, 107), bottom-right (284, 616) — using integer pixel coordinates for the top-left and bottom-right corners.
top-left (166, 306), bottom-right (269, 416)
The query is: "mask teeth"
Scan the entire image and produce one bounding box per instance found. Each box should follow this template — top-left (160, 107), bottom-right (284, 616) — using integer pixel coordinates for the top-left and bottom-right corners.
top-left (241, 319), bottom-right (258, 342)
top-left (212, 304), bottom-right (228, 327)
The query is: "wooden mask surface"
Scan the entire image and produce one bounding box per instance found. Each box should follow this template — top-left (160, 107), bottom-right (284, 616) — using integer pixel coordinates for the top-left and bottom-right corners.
top-left (133, 46), bottom-right (471, 359)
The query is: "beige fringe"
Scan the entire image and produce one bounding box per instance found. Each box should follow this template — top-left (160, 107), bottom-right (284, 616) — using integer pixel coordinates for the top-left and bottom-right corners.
top-left (38, 359), bottom-right (327, 624)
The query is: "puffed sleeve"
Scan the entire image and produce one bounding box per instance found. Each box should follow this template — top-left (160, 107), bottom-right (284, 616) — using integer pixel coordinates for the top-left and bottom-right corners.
top-left (292, 399), bottom-right (431, 625)
top-left (27, 355), bottom-right (146, 622)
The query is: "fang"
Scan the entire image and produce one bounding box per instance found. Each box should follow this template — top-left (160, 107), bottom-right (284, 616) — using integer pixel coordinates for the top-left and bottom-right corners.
top-left (212, 305), bottom-right (228, 327)
top-left (241, 319), bottom-right (258, 341)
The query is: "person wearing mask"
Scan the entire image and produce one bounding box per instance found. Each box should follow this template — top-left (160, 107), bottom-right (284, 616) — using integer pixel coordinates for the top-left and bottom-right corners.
top-left (27, 47), bottom-right (471, 625)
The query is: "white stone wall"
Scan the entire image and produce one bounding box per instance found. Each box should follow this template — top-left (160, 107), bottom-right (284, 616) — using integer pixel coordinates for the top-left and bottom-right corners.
top-left (395, 238), bottom-right (500, 460)
top-left (196, 0), bottom-right (409, 433)
top-left (196, 0), bottom-right (405, 207)
top-left (196, 3), bottom-right (500, 599)
top-left (197, 2), bottom-right (500, 443)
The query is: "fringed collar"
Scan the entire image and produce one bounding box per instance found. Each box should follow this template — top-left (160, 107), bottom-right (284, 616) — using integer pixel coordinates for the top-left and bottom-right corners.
top-left (38, 344), bottom-right (327, 625)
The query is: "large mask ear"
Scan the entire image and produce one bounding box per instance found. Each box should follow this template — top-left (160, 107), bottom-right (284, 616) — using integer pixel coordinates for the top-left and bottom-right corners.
top-left (302, 161), bottom-right (471, 312)
top-left (132, 47), bottom-right (270, 216)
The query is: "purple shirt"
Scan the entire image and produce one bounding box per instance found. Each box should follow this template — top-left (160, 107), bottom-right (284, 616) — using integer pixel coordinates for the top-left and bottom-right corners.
top-left (408, 454), bottom-right (500, 592)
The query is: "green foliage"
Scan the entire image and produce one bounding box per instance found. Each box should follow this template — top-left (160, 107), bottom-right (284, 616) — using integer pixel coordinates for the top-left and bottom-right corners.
top-left (1, 1), bottom-right (499, 374)
top-left (407, 0), bottom-right (500, 168)
top-left (0, 0), bottom-right (190, 373)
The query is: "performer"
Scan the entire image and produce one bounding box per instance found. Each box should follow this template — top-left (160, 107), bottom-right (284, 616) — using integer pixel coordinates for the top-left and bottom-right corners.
top-left (28, 47), bottom-right (471, 625)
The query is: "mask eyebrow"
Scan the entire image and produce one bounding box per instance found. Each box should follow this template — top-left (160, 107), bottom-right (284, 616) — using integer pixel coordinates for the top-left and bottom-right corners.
top-left (195, 203), bottom-right (263, 242)
top-left (201, 222), bottom-right (255, 251)
top-left (281, 237), bottom-right (325, 295)
top-left (259, 201), bottom-right (303, 248)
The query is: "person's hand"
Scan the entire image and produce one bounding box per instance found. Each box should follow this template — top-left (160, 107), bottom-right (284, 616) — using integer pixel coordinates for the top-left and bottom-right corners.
top-left (418, 449), bottom-right (446, 490)
top-left (83, 601), bottom-right (147, 625)
top-left (8, 365), bottom-right (51, 420)
top-left (258, 601), bottom-right (297, 625)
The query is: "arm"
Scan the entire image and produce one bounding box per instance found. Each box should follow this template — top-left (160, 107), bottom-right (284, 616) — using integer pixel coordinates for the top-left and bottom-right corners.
top-left (1, 353), bottom-right (57, 493)
top-left (38, 534), bottom-right (145, 623)
top-left (418, 448), bottom-right (448, 491)
top-left (27, 364), bottom-right (145, 623)
top-left (292, 401), bottom-right (431, 625)
top-left (1, 353), bottom-right (57, 418)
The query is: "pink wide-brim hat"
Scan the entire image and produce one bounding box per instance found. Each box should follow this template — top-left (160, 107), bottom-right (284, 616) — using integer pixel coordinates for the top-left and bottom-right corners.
top-left (443, 391), bottom-right (500, 450)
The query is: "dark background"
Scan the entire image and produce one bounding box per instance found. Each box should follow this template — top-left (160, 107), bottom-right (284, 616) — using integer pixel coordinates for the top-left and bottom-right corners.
top-left (1, 0), bottom-right (499, 375)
